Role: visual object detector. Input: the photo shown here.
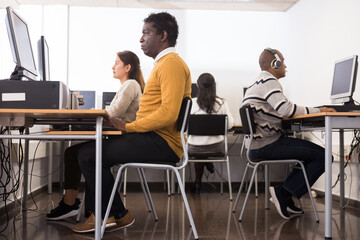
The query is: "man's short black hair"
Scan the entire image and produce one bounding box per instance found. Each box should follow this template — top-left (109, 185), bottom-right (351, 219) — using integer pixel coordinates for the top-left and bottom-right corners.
top-left (144, 12), bottom-right (179, 47)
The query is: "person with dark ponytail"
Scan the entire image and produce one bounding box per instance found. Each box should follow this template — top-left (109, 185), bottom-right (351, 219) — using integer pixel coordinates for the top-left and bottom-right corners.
top-left (188, 73), bottom-right (234, 194)
top-left (47, 50), bottom-right (144, 222)
top-left (106, 50), bottom-right (144, 120)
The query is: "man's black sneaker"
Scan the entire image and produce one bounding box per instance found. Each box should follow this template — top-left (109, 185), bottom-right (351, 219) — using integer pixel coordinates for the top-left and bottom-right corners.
top-left (270, 197), bottom-right (303, 215)
top-left (47, 198), bottom-right (80, 221)
top-left (287, 197), bottom-right (303, 214)
top-left (269, 186), bottom-right (290, 219)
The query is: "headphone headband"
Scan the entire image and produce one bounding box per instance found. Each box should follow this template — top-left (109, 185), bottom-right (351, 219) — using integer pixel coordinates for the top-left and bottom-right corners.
top-left (265, 48), bottom-right (282, 70)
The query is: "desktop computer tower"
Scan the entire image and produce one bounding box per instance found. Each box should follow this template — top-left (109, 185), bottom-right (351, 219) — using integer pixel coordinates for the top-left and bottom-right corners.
top-left (0, 80), bottom-right (71, 109)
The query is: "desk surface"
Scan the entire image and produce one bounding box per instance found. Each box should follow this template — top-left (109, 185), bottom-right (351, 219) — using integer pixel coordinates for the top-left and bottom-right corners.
top-left (284, 112), bottom-right (360, 120)
top-left (46, 130), bottom-right (122, 135)
top-left (0, 109), bottom-right (109, 127)
top-left (0, 109), bottom-right (109, 119)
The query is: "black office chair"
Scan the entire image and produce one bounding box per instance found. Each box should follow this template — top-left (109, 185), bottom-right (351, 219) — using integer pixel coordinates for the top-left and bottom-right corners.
top-left (232, 105), bottom-right (319, 222)
top-left (182, 114), bottom-right (232, 200)
top-left (101, 97), bottom-right (199, 239)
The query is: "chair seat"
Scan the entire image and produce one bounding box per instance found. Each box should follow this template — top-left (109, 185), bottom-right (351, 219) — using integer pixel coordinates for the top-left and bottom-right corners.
top-left (145, 161), bottom-right (178, 166)
top-left (189, 152), bottom-right (225, 159)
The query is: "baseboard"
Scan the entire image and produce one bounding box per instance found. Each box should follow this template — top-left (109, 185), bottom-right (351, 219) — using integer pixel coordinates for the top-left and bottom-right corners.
top-left (311, 189), bottom-right (360, 208)
top-left (0, 185), bottom-right (49, 224)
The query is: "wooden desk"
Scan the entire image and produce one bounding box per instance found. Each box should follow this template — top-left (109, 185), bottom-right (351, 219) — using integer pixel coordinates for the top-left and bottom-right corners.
top-left (0, 109), bottom-right (109, 240)
top-left (283, 112), bottom-right (360, 239)
top-left (46, 130), bottom-right (122, 135)
top-left (231, 124), bottom-right (243, 134)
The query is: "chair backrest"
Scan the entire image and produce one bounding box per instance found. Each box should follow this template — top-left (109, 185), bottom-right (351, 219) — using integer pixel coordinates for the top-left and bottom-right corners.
top-left (188, 114), bottom-right (228, 136)
top-left (239, 105), bottom-right (256, 135)
top-left (187, 114), bottom-right (228, 159)
top-left (177, 97), bottom-right (192, 168)
top-left (239, 105), bottom-right (257, 163)
top-left (177, 97), bottom-right (192, 132)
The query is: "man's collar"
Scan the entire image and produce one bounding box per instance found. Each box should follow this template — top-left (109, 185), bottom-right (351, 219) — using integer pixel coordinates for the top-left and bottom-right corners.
top-left (262, 70), bottom-right (277, 79)
top-left (154, 47), bottom-right (176, 64)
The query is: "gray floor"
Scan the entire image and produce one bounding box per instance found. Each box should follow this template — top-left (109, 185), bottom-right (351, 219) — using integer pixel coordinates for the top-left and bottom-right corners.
top-left (1, 187), bottom-right (360, 240)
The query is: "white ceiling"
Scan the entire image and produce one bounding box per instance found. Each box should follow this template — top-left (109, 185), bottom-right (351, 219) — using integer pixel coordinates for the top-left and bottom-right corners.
top-left (0, 0), bottom-right (299, 11)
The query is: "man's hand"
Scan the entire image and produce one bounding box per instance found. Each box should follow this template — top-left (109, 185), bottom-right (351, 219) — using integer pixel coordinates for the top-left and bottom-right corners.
top-left (109, 118), bottom-right (127, 132)
top-left (319, 107), bottom-right (336, 112)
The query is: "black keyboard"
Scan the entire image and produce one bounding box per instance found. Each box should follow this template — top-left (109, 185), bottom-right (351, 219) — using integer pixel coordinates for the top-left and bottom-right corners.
top-left (316, 104), bottom-right (360, 112)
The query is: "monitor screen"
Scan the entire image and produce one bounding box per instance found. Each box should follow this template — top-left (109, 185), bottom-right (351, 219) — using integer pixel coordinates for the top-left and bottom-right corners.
top-left (330, 55), bottom-right (358, 104)
top-left (5, 6), bottom-right (38, 80)
top-left (37, 36), bottom-right (50, 81)
top-left (72, 90), bottom-right (96, 109)
top-left (191, 83), bottom-right (198, 98)
top-left (102, 92), bottom-right (116, 110)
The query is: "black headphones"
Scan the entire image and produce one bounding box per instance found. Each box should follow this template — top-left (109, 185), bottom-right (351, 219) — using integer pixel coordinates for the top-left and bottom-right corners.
top-left (265, 48), bottom-right (282, 70)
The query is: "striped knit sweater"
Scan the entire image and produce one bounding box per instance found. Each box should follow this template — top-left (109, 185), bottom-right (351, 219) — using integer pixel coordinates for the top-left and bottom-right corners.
top-left (241, 71), bottom-right (320, 149)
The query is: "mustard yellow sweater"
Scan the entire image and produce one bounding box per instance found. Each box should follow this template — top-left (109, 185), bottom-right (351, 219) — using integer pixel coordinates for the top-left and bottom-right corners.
top-left (125, 53), bottom-right (191, 159)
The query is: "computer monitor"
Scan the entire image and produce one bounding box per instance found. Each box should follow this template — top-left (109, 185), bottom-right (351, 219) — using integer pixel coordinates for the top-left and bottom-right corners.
top-left (72, 90), bottom-right (96, 109)
top-left (37, 36), bottom-right (50, 81)
top-left (191, 83), bottom-right (198, 98)
top-left (102, 92), bottom-right (116, 110)
top-left (5, 6), bottom-right (38, 81)
top-left (330, 55), bottom-right (358, 105)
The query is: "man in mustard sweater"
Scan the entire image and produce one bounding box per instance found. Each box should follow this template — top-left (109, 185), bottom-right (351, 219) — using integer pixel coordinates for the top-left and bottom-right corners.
top-left (74, 12), bottom-right (191, 233)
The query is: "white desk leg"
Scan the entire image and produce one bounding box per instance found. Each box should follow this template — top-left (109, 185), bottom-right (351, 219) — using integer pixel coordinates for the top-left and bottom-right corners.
top-left (339, 129), bottom-right (345, 208)
top-left (22, 128), bottom-right (30, 210)
top-left (59, 141), bottom-right (65, 192)
top-left (95, 116), bottom-right (103, 240)
top-left (325, 116), bottom-right (332, 239)
top-left (48, 142), bottom-right (53, 194)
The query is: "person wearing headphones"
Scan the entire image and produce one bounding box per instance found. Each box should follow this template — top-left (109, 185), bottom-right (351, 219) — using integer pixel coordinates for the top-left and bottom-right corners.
top-left (241, 48), bottom-right (335, 219)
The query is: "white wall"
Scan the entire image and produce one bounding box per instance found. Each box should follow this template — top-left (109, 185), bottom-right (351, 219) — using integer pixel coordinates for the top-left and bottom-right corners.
top-left (281, 0), bottom-right (360, 201)
top-left (1, 0), bottom-right (360, 202)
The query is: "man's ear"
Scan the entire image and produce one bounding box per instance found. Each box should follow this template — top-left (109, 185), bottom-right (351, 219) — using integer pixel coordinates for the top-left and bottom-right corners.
top-left (160, 31), bottom-right (168, 42)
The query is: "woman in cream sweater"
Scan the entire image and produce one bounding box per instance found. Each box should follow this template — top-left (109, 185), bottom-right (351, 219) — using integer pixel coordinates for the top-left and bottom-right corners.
top-left (47, 50), bottom-right (144, 221)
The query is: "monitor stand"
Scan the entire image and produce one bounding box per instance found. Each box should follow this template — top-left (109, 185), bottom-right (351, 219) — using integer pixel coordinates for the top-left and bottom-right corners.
top-left (10, 66), bottom-right (35, 81)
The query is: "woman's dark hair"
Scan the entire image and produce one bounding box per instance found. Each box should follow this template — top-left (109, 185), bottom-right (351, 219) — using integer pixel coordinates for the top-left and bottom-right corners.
top-left (117, 51), bottom-right (145, 93)
top-left (196, 73), bottom-right (222, 114)
top-left (144, 12), bottom-right (179, 47)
